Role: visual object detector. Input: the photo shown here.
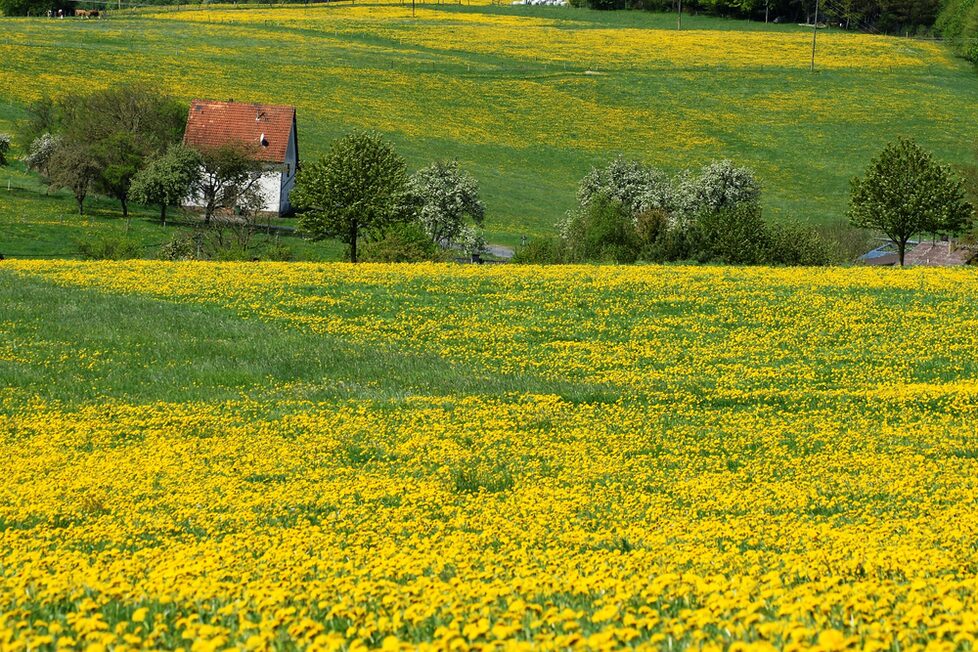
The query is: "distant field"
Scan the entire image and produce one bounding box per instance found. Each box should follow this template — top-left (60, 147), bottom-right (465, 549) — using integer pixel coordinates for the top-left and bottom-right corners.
top-left (3, 261), bottom-right (978, 648)
top-left (2, 2), bottom-right (978, 246)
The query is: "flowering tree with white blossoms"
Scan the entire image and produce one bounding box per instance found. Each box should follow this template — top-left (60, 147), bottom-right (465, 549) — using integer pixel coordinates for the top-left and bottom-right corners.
top-left (408, 160), bottom-right (486, 247)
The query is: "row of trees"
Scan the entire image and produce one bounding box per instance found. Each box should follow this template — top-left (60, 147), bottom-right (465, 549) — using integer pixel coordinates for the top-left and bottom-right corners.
top-left (936, 0), bottom-right (978, 63)
top-left (577, 0), bottom-right (941, 34)
top-left (524, 157), bottom-right (832, 265)
top-left (23, 84), bottom-right (272, 229)
top-left (293, 132), bottom-right (486, 263)
top-left (23, 85), bottom-right (185, 218)
top-left (526, 138), bottom-right (974, 267)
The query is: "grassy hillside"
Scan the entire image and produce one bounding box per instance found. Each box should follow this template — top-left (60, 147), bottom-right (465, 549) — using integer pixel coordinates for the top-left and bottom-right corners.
top-left (3, 260), bottom-right (978, 648)
top-left (2, 2), bottom-right (978, 247)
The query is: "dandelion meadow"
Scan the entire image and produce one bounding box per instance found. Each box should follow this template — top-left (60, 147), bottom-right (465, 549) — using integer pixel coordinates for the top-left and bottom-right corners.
top-left (3, 260), bottom-right (978, 649)
top-left (2, 2), bottom-right (978, 242)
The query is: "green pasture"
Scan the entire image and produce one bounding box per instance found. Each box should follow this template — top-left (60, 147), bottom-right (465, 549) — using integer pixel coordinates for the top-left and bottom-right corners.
top-left (1, 2), bottom-right (977, 253)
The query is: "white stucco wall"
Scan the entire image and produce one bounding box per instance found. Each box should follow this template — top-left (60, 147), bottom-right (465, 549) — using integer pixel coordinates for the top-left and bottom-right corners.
top-left (183, 169), bottom-right (284, 215)
top-left (256, 171), bottom-right (282, 214)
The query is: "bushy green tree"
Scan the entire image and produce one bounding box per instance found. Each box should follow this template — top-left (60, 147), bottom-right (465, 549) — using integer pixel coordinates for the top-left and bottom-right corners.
top-left (360, 223), bottom-right (443, 263)
top-left (848, 138), bottom-right (973, 265)
top-left (694, 203), bottom-right (769, 264)
top-left (408, 160), bottom-right (485, 246)
top-left (562, 194), bottom-right (639, 263)
top-left (130, 144), bottom-right (202, 226)
top-left (293, 132), bottom-right (409, 263)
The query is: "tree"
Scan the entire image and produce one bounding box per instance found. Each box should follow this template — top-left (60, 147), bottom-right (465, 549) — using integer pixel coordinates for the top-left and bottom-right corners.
top-left (24, 133), bottom-right (62, 176)
top-left (46, 142), bottom-right (100, 215)
top-left (695, 202), bottom-right (770, 264)
top-left (42, 83), bottom-right (185, 216)
top-left (408, 160), bottom-right (485, 246)
top-left (561, 193), bottom-right (639, 263)
top-left (848, 138), bottom-right (973, 266)
top-left (292, 132), bottom-right (410, 263)
top-left (191, 141), bottom-right (264, 225)
top-left (130, 145), bottom-right (202, 226)
top-left (0, 0), bottom-right (57, 16)
top-left (578, 155), bottom-right (671, 218)
top-left (92, 131), bottom-right (143, 220)
top-left (669, 160), bottom-right (760, 229)
top-left (0, 134), bottom-right (10, 167)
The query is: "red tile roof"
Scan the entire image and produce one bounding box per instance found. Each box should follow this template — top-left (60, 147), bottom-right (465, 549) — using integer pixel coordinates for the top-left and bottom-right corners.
top-left (183, 100), bottom-right (295, 164)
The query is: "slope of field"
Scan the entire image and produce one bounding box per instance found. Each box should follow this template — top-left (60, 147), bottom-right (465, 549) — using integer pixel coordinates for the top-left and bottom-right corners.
top-left (2, 3), bottom-right (978, 245)
top-left (3, 261), bottom-right (978, 649)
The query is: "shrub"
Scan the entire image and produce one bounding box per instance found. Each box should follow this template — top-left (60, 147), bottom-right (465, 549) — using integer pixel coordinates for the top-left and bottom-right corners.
top-left (360, 223), bottom-right (443, 263)
top-left (766, 223), bottom-right (833, 266)
top-left (635, 207), bottom-right (671, 256)
top-left (511, 237), bottom-right (565, 264)
top-left (76, 234), bottom-right (143, 260)
top-left (212, 242), bottom-right (257, 262)
top-left (578, 155), bottom-right (671, 217)
top-left (159, 233), bottom-right (199, 261)
top-left (262, 240), bottom-right (295, 262)
top-left (695, 203), bottom-right (769, 265)
top-left (0, 134), bottom-right (10, 166)
top-left (672, 160), bottom-right (760, 228)
top-left (563, 194), bottom-right (639, 263)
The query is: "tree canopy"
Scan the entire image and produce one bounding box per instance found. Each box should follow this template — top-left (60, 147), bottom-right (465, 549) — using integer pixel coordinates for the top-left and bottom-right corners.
top-left (848, 138), bottom-right (973, 265)
top-left (129, 144), bottom-right (203, 225)
top-left (408, 160), bottom-right (485, 246)
top-left (293, 132), bottom-right (410, 263)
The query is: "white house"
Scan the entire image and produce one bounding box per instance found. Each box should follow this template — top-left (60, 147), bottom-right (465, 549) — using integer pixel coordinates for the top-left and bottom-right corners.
top-left (183, 99), bottom-right (299, 216)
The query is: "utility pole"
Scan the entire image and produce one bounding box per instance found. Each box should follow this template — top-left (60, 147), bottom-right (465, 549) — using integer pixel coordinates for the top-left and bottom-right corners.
top-left (677, 0), bottom-right (681, 29)
top-left (810, 0), bottom-right (819, 71)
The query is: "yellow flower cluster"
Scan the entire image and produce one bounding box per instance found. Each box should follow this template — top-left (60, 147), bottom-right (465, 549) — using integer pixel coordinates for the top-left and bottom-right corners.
top-left (2, 260), bottom-right (978, 650)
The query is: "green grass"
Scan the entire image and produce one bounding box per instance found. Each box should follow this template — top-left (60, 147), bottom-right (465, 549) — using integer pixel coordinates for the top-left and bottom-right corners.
top-left (0, 161), bottom-right (345, 260)
top-left (1, 1), bottom-right (978, 253)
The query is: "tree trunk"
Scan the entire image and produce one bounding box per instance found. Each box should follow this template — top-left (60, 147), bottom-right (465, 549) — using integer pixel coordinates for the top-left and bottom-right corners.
top-left (349, 223), bottom-right (359, 263)
top-left (77, 195), bottom-right (85, 215)
top-left (160, 204), bottom-right (167, 226)
top-left (121, 197), bottom-right (129, 218)
top-left (898, 240), bottom-right (907, 266)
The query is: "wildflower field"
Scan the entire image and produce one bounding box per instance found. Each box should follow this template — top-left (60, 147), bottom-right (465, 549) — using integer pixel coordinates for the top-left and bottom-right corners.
top-left (3, 260), bottom-right (978, 650)
top-left (2, 2), bottom-right (978, 244)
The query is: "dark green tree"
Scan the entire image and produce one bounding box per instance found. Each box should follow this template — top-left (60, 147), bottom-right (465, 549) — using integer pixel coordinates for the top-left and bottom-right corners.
top-left (52, 83), bottom-right (185, 216)
top-left (562, 193), bottom-right (639, 263)
top-left (129, 144), bottom-right (203, 226)
top-left (695, 202), bottom-right (770, 264)
top-left (848, 138), bottom-right (973, 266)
top-left (292, 132), bottom-right (410, 263)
